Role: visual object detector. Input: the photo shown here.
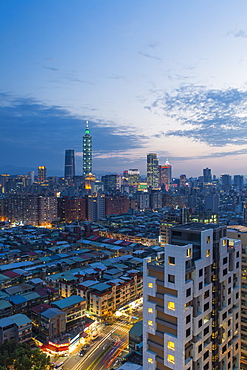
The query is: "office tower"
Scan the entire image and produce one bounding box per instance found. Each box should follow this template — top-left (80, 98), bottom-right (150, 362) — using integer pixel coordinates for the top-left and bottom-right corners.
top-left (143, 223), bottom-right (241, 370)
top-left (28, 171), bottom-right (35, 186)
top-left (179, 174), bottom-right (187, 187)
top-left (204, 193), bottom-right (219, 213)
top-left (83, 120), bottom-right (92, 177)
top-left (220, 174), bottom-right (231, 191)
top-left (233, 175), bottom-right (244, 192)
top-left (203, 168), bottom-right (212, 183)
top-left (147, 153), bottom-right (159, 188)
top-left (38, 166), bottom-right (47, 183)
top-left (159, 160), bottom-right (172, 189)
top-left (128, 169), bottom-right (140, 186)
top-left (64, 149), bottom-right (75, 179)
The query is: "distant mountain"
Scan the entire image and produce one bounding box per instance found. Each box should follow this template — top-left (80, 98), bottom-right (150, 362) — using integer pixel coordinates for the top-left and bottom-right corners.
top-left (0, 165), bottom-right (62, 177)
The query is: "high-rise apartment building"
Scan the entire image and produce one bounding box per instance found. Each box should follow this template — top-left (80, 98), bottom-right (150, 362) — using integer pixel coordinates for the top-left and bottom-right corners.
top-left (64, 149), bottom-right (75, 179)
top-left (147, 153), bottom-right (159, 188)
top-left (38, 166), bottom-right (47, 183)
top-left (143, 223), bottom-right (241, 370)
top-left (83, 121), bottom-right (92, 177)
top-left (159, 160), bottom-right (172, 189)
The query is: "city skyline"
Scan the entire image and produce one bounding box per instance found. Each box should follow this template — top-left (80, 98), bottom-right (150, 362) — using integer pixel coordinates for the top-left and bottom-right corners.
top-left (2, 1), bottom-right (247, 176)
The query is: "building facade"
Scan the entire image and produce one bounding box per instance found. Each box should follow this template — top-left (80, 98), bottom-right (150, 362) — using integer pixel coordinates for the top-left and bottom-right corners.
top-left (143, 223), bottom-right (241, 370)
top-left (147, 154), bottom-right (159, 189)
top-left (64, 149), bottom-right (75, 179)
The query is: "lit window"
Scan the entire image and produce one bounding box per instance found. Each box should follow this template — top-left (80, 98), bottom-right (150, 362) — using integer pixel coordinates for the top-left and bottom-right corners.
top-left (167, 341), bottom-right (175, 350)
top-left (186, 248), bottom-right (192, 257)
top-left (168, 301), bottom-right (175, 311)
top-left (148, 358), bottom-right (153, 364)
top-left (148, 320), bottom-right (153, 326)
top-left (167, 354), bottom-right (175, 364)
top-left (207, 236), bottom-right (211, 243)
top-left (148, 282), bottom-right (153, 288)
top-left (168, 256), bottom-right (175, 265)
top-left (206, 250), bottom-right (210, 257)
top-left (148, 308), bottom-right (153, 313)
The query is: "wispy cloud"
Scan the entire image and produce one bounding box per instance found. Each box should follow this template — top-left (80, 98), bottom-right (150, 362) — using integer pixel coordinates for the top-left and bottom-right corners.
top-left (138, 51), bottom-right (161, 61)
top-left (146, 85), bottom-right (247, 147)
top-left (229, 30), bottom-right (247, 38)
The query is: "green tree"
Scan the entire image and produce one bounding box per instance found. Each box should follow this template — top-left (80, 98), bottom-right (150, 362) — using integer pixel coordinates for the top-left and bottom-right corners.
top-left (0, 341), bottom-right (50, 370)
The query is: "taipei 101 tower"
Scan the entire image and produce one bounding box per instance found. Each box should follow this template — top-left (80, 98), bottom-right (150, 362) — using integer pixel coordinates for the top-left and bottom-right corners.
top-left (82, 120), bottom-right (92, 177)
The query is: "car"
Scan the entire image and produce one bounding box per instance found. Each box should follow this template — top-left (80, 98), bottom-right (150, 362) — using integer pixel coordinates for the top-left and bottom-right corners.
top-left (79, 349), bottom-right (85, 357)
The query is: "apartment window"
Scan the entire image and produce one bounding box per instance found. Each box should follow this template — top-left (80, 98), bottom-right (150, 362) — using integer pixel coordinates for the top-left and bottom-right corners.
top-left (199, 269), bottom-right (203, 277)
top-left (228, 319), bottom-right (231, 326)
top-left (198, 344), bottom-right (202, 353)
top-left (186, 314), bottom-right (191, 324)
top-left (228, 363), bottom-right (231, 369)
top-left (148, 320), bottom-right (153, 326)
top-left (236, 292), bottom-right (239, 299)
top-left (236, 343), bottom-right (239, 350)
top-left (168, 256), bottom-right (175, 265)
top-left (168, 274), bottom-right (175, 283)
top-left (186, 288), bottom-right (191, 297)
top-left (148, 358), bottom-right (153, 364)
top-left (236, 312), bottom-right (239, 319)
top-left (199, 281), bottom-right (203, 290)
top-left (204, 351), bottom-right (209, 360)
top-left (228, 352), bottom-right (231, 359)
top-left (204, 326), bottom-right (209, 336)
top-left (236, 261), bottom-right (239, 268)
top-left (204, 302), bottom-right (209, 311)
top-left (198, 319), bottom-right (202, 328)
top-left (228, 276), bottom-right (231, 283)
top-left (228, 287), bottom-right (231, 294)
top-left (204, 363), bottom-right (209, 370)
top-left (207, 236), bottom-right (211, 243)
top-left (148, 282), bottom-right (153, 288)
top-left (167, 354), bottom-right (175, 364)
top-left (236, 323), bottom-right (238, 330)
top-left (168, 301), bottom-right (175, 311)
top-left (167, 341), bottom-right (175, 350)
top-left (228, 298), bottom-right (231, 305)
top-left (186, 328), bottom-right (191, 337)
top-left (236, 251), bottom-right (239, 258)
top-left (206, 249), bottom-right (210, 257)
top-left (223, 268), bottom-right (227, 276)
top-left (148, 308), bottom-right (153, 313)
top-left (204, 290), bottom-right (209, 299)
top-left (222, 345), bottom-right (227, 353)
top-left (186, 248), bottom-right (192, 257)
top-left (223, 257), bottom-right (227, 265)
top-left (223, 312), bottom-right (227, 320)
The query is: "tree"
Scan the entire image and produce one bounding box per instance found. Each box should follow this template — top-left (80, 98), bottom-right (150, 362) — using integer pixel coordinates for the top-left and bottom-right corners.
top-left (0, 341), bottom-right (51, 370)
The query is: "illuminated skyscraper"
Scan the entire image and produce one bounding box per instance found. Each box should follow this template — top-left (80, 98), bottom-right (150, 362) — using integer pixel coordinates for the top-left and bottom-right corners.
top-left (83, 121), bottom-right (92, 177)
top-left (147, 153), bottom-right (159, 188)
top-left (38, 166), bottom-right (47, 183)
top-left (159, 159), bottom-right (172, 189)
top-left (64, 149), bottom-right (75, 179)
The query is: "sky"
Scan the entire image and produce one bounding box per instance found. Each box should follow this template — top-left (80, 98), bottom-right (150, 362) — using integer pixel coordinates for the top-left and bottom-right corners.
top-left (1, 0), bottom-right (247, 178)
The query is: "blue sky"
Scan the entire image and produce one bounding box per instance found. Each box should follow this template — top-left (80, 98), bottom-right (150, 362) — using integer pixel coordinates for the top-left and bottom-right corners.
top-left (1, 0), bottom-right (247, 177)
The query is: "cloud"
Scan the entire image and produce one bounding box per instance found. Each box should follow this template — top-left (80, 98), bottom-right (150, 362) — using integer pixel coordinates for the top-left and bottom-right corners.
top-left (229, 30), bottom-right (247, 38)
top-left (138, 51), bottom-right (162, 61)
top-left (0, 93), bottom-right (146, 174)
top-left (146, 85), bottom-right (247, 147)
